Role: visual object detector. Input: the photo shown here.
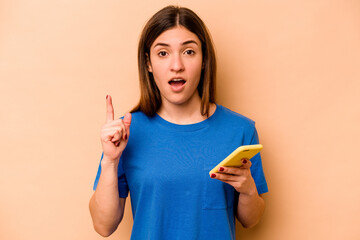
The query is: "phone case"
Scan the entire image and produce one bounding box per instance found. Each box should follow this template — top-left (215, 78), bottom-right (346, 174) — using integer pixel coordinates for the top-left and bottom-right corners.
top-left (209, 144), bottom-right (263, 176)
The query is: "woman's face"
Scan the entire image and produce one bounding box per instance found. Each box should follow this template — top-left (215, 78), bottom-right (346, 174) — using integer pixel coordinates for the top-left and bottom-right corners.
top-left (147, 26), bottom-right (203, 107)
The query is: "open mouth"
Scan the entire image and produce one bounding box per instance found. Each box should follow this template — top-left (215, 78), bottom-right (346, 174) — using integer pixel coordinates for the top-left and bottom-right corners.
top-left (168, 79), bottom-right (186, 87)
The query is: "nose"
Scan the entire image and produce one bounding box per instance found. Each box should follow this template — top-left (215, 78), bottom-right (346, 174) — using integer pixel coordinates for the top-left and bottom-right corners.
top-left (170, 54), bottom-right (184, 72)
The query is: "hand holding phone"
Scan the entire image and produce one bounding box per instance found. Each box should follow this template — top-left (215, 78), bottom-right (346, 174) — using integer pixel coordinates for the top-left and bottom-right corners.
top-left (209, 144), bottom-right (263, 176)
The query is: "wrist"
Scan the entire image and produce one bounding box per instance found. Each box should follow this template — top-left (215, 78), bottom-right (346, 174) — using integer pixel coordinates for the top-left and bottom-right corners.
top-left (240, 188), bottom-right (258, 198)
top-left (101, 155), bottom-right (120, 168)
top-left (238, 183), bottom-right (259, 199)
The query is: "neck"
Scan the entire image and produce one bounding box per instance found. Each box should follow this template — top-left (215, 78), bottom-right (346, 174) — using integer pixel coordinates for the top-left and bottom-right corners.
top-left (157, 94), bottom-right (212, 125)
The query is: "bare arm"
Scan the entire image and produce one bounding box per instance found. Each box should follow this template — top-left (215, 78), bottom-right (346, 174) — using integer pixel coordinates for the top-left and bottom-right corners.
top-left (89, 157), bottom-right (126, 237)
top-left (236, 193), bottom-right (265, 228)
top-left (89, 95), bottom-right (131, 237)
top-left (210, 159), bottom-right (266, 228)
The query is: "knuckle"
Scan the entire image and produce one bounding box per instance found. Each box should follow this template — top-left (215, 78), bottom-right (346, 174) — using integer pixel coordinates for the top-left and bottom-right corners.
top-left (223, 167), bottom-right (230, 173)
top-left (109, 126), bottom-right (121, 132)
top-left (235, 168), bottom-right (242, 175)
top-left (101, 134), bottom-right (110, 142)
top-left (222, 174), bottom-right (228, 180)
top-left (114, 119), bottom-right (123, 123)
top-left (225, 167), bottom-right (237, 175)
top-left (103, 122), bottom-right (113, 128)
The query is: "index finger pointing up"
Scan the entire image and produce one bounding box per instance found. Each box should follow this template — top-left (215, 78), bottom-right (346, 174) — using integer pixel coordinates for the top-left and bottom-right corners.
top-left (106, 95), bottom-right (114, 122)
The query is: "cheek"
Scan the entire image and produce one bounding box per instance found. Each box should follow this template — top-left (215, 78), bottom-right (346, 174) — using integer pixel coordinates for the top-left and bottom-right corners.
top-left (153, 75), bottom-right (164, 91)
top-left (151, 62), bottom-right (168, 79)
top-left (189, 58), bottom-right (203, 74)
top-left (189, 63), bottom-right (203, 82)
top-left (151, 70), bottom-right (168, 91)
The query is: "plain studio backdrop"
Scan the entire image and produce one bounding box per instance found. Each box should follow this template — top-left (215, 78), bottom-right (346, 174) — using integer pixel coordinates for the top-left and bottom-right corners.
top-left (0, 0), bottom-right (359, 239)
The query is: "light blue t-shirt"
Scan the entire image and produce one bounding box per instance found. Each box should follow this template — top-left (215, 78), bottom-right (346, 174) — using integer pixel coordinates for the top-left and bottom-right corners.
top-left (93, 105), bottom-right (268, 240)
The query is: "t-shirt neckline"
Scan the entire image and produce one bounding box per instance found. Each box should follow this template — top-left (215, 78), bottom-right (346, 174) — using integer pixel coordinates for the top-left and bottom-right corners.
top-left (153, 104), bottom-right (221, 132)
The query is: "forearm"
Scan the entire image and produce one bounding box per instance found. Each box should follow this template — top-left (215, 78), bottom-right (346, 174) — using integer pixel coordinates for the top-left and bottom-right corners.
top-left (236, 191), bottom-right (265, 228)
top-left (89, 157), bottom-right (124, 237)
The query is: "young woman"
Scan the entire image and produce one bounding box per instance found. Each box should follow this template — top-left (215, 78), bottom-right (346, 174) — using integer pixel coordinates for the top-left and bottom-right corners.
top-left (89, 5), bottom-right (268, 239)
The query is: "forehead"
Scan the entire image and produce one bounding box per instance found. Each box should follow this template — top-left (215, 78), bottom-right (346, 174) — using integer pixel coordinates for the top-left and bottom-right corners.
top-left (152, 26), bottom-right (201, 47)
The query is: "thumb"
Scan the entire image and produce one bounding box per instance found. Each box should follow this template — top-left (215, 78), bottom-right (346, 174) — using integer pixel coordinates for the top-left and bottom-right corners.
top-left (123, 113), bottom-right (132, 127)
top-left (123, 112), bottom-right (132, 137)
top-left (240, 158), bottom-right (252, 169)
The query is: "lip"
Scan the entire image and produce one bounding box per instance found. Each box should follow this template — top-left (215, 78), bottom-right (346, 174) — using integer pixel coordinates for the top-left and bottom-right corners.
top-left (168, 77), bottom-right (186, 83)
top-left (168, 77), bottom-right (186, 92)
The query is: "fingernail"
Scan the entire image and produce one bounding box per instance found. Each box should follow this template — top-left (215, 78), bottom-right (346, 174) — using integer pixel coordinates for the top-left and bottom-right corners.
top-left (219, 167), bottom-right (224, 171)
top-left (211, 173), bottom-right (216, 178)
top-left (242, 159), bottom-right (247, 164)
top-left (106, 95), bottom-right (109, 99)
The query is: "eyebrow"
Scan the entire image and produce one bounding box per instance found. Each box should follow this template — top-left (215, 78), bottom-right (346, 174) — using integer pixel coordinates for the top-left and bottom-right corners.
top-left (153, 40), bottom-right (199, 48)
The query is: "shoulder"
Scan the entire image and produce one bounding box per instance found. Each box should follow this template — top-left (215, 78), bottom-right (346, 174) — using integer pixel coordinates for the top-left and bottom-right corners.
top-left (127, 111), bottom-right (152, 126)
top-left (216, 105), bottom-right (255, 129)
top-left (129, 110), bottom-right (148, 119)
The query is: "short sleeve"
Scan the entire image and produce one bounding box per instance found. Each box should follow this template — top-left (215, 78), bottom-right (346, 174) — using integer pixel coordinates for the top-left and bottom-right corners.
top-left (248, 125), bottom-right (268, 195)
top-left (92, 152), bottom-right (129, 198)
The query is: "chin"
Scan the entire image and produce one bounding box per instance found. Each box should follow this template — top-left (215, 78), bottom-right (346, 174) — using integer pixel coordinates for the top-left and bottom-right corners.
top-left (169, 99), bottom-right (188, 105)
top-left (162, 90), bottom-right (199, 106)
top-left (165, 96), bottom-right (191, 106)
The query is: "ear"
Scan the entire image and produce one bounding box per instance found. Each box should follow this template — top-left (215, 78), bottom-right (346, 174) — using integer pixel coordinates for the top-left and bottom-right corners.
top-left (146, 53), bottom-right (152, 72)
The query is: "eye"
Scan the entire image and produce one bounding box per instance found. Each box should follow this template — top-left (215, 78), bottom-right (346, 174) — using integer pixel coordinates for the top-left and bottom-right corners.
top-left (184, 50), bottom-right (195, 55)
top-left (158, 51), bottom-right (168, 57)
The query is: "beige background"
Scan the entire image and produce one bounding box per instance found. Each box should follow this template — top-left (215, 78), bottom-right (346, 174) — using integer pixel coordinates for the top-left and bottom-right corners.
top-left (1, 0), bottom-right (359, 239)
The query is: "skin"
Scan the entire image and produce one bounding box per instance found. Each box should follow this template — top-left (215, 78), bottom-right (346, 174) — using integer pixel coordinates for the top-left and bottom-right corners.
top-left (211, 159), bottom-right (265, 228)
top-left (89, 26), bottom-right (265, 237)
top-left (89, 95), bottom-right (130, 237)
top-left (147, 26), bottom-right (215, 124)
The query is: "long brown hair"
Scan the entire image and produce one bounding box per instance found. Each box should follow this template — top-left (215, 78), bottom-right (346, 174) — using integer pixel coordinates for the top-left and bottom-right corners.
top-left (131, 5), bottom-right (216, 117)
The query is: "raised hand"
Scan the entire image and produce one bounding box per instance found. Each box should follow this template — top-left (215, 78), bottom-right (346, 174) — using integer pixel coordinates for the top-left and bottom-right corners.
top-left (100, 95), bottom-right (132, 163)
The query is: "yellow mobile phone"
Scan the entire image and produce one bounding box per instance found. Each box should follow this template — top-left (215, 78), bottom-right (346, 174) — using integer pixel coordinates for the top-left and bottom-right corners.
top-left (209, 144), bottom-right (263, 176)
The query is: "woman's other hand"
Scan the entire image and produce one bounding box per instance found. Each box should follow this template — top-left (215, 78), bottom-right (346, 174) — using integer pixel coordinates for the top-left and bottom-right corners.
top-left (210, 159), bottom-right (258, 196)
